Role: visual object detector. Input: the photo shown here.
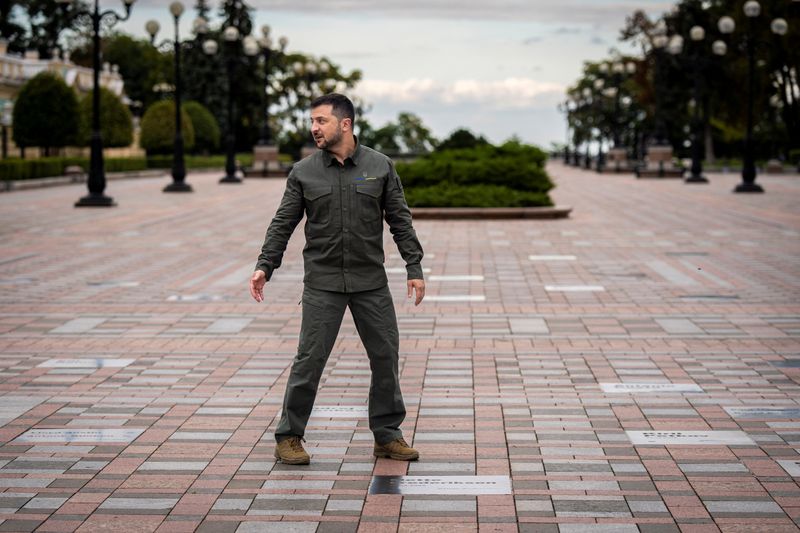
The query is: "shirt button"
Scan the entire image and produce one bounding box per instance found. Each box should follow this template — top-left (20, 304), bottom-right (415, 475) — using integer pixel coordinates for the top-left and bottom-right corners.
top-left (344, 229), bottom-right (349, 233)
top-left (343, 207), bottom-right (348, 211)
top-left (344, 269), bottom-right (349, 273)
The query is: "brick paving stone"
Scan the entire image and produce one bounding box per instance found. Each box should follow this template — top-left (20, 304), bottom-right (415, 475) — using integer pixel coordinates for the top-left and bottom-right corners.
top-left (0, 164), bottom-right (798, 531)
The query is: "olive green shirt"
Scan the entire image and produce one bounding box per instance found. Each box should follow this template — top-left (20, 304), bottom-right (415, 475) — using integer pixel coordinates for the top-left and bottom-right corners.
top-left (255, 142), bottom-right (424, 293)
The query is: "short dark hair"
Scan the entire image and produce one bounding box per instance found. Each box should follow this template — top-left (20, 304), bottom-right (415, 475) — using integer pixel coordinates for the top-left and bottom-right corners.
top-left (310, 93), bottom-right (355, 124)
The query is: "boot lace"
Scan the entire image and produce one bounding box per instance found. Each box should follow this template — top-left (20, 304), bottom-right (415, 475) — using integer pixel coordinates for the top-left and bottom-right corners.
top-left (287, 436), bottom-right (306, 452)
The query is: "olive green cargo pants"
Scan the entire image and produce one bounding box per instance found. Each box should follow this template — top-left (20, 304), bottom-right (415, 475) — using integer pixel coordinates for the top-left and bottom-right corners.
top-left (275, 284), bottom-right (406, 445)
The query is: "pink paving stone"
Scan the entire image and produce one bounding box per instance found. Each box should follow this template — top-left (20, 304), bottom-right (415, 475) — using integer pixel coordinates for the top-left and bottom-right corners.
top-left (358, 523), bottom-right (398, 533)
top-left (36, 520), bottom-right (84, 533)
top-left (76, 515), bottom-right (165, 533)
top-left (398, 523), bottom-right (478, 532)
top-left (678, 526), bottom-right (722, 533)
top-left (363, 495), bottom-right (402, 517)
top-left (155, 521), bottom-right (201, 533)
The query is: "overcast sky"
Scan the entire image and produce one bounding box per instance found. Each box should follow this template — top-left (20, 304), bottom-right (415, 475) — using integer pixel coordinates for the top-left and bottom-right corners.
top-left (116, 0), bottom-right (671, 148)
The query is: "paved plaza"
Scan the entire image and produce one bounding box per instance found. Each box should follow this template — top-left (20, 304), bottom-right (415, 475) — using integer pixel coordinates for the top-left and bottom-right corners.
top-left (0, 162), bottom-right (799, 532)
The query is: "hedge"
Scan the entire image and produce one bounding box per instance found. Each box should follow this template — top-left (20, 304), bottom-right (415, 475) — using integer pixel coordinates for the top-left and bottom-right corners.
top-left (0, 154), bottom-right (255, 181)
top-left (396, 140), bottom-right (553, 207)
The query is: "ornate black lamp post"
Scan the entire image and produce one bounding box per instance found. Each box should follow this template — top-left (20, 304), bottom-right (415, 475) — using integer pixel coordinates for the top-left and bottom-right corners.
top-left (146, 2), bottom-right (204, 193)
top-left (731, 9), bottom-right (788, 189)
top-left (717, 4), bottom-right (789, 193)
top-left (685, 25), bottom-right (710, 184)
top-left (592, 76), bottom-right (607, 172)
top-left (204, 27), bottom-right (259, 183)
top-left (57, 0), bottom-right (135, 207)
top-left (255, 26), bottom-right (288, 147)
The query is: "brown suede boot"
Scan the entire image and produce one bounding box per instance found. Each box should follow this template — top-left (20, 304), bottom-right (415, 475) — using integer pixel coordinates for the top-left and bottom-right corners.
top-left (274, 436), bottom-right (310, 465)
top-left (373, 437), bottom-right (419, 461)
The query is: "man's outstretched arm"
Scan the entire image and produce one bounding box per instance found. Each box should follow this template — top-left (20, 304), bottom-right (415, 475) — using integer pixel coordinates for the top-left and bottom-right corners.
top-left (383, 161), bottom-right (425, 306)
top-left (251, 172), bottom-right (304, 302)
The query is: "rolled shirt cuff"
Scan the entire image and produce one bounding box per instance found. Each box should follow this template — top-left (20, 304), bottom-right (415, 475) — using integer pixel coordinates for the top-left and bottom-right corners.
top-left (256, 262), bottom-right (275, 281)
top-left (406, 263), bottom-right (424, 281)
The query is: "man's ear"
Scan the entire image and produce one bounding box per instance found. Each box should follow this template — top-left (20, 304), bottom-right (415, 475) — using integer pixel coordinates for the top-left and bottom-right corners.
top-left (341, 117), bottom-right (353, 133)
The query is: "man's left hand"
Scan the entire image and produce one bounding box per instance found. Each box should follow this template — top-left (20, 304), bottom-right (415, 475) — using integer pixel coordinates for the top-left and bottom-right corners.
top-left (407, 279), bottom-right (425, 306)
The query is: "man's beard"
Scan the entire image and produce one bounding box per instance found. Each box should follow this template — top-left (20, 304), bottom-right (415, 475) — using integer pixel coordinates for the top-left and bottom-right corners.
top-left (315, 124), bottom-right (343, 150)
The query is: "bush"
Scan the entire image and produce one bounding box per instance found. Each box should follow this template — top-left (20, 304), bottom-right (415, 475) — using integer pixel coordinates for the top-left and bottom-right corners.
top-left (436, 128), bottom-right (489, 152)
top-left (12, 72), bottom-right (80, 154)
top-left (146, 153), bottom-right (254, 170)
top-left (404, 183), bottom-right (553, 208)
top-left (396, 140), bottom-right (553, 208)
top-left (140, 100), bottom-right (195, 155)
top-left (183, 101), bottom-right (220, 154)
top-left (0, 157), bottom-right (147, 181)
top-left (77, 88), bottom-right (134, 148)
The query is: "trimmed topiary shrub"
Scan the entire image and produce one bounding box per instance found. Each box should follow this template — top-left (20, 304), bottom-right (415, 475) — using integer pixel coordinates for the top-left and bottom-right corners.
top-left (12, 72), bottom-right (80, 155)
top-left (183, 101), bottom-right (220, 154)
top-left (139, 100), bottom-right (195, 155)
top-left (396, 139), bottom-right (553, 207)
top-left (77, 88), bottom-right (134, 148)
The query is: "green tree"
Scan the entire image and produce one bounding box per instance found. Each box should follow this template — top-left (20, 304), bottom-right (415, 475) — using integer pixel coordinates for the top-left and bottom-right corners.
top-left (194, 0), bottom-right (211, 19)
top-left (140, 100), bottom-right (195, 155)
top-left (77, 87), bottom-right (133, 148)
top-left (183, 100), bottom-right (220, 153)
top-left (357, 112), bottom-right (437, 154)
top-left (21, 0), bottom-right (89, 59)
top-left (12, 72), bottom-right (79, 155)
top-left (436, 128), bottom-right (489, 152)
top-left (98, 33), bottom-right (170, 110)
top-left (0, 1), bottom-right (27, 54)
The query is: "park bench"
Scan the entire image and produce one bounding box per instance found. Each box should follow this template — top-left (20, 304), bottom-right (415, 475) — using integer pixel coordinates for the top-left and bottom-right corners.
top-left (601, 148), bottom-right (634, 173)
top-left (243, 145), bottom-right (288, 178)
top-left (636, 145), bottom-right (684, 178)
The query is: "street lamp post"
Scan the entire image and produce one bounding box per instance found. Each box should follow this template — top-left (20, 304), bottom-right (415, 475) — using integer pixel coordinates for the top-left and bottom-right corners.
top-left (720, 3), bottom-right (790, 192)
top-left (57, 0), bottom-right (135, 207)
top-left (255, 26), bottom-right (288, 147)
top-left (146, 2), bottom-right (200, 193)
top-left (205, 27), bottom-right (259, 184)
top-left (685, 25), bottom-right (709, 184)
top-left (593, 76), bottom-right (606, 172)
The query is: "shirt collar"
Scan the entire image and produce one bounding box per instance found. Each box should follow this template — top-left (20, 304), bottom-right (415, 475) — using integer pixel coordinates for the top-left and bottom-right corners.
top-left (324, 136), bottom-right (361, 167)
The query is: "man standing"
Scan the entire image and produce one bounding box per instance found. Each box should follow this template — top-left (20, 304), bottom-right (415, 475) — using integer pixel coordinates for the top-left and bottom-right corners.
top-left (249, 93), bottom-right (425, 465)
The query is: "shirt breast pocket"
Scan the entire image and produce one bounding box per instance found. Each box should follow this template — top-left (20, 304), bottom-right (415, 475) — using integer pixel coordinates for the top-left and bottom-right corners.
top-left (356, 184), bottom-right (382, 222)
top-left (303, 185), bottom-right (332, 225)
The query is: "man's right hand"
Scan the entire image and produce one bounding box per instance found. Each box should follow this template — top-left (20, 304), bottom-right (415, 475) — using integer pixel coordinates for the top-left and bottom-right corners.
top-left (250, 270), bottom-right (267, 302)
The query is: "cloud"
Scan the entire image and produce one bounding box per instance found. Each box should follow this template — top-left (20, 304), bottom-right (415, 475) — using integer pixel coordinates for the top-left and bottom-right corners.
top-left (133, 0), bottom-right (672, 28)
top-left (355, 77), bottom-right (564, 110)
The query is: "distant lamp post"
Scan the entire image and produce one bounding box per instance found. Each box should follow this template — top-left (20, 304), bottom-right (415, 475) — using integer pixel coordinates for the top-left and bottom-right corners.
top-left (146, 1), bottom-right (195, 193)
top-left (685, 25), bottom-right (709, 184)
top-left (57, 0), bottom-right (136, 207)
top-left (581, 87), bottom-right (592, 167)
top-left (1, 101), bottom-right (12, 159)
top-left (255, 25), bottom-right (288, 147)
top-left (206, 26), bottom-right (259, 184)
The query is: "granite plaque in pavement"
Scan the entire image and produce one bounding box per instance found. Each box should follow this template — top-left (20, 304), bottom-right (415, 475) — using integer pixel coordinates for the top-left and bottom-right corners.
top-left (167, 294), bottom-right (223, 302)
top-left (87, 281), bottom-right (139, 287)
top-left (528, 255), bottom-right (576, 261)
top-left (777, 459), bottom-right (800, 477)
top-left (601, 383), bottom-right (703, 393)
top-left (14, 428), bottom-right (144, 443)
top-left (368, 475), bottom-right (511, 495)
top-left (626, 430), bottom-right (755, 446)
top-left (724, 407), bottom-right (800, 419)
top-left (772, 359), bottom-right (800, 368)
top-left (544, 285), bottom-right (605, 292)
top-left (38, 358), bottom-right (134, 368)
top-left (310, 406), bottom-right (368, 418)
